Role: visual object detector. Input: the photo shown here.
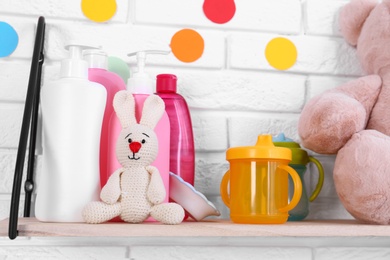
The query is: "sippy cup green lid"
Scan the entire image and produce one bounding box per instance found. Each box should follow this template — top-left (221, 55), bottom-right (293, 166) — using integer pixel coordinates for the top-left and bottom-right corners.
top-left (226, 134), bottom-right (292, 161)
top-left (273, 133), bottom-right (324, 202)
top-left (273, 133), bottom-right (310, 165)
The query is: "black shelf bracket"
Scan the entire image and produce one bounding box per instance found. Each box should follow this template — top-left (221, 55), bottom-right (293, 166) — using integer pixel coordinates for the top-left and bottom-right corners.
top-left (8, 16), bottom-right (46, 240)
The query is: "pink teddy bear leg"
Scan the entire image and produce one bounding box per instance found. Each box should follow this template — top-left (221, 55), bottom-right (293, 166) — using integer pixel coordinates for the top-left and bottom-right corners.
top-left (334, 130), bottom-right (390, 224)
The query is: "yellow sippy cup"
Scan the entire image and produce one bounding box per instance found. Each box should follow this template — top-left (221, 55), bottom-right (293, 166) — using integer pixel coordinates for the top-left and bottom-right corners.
top-left (220, 134), bottom-right (302, 224)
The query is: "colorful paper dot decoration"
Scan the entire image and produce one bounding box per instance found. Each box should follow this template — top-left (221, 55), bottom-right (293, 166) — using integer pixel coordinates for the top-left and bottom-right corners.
top-left (0, 21), bottom-right (19, 58)
top-left (265, 37), bottom-right (297, 70)
top-left (203, 0), bottom-right (236, 24)
top-left (170, 29), bottom-right (204, 63)
top-left (81, 0), bottom-right (117, 23)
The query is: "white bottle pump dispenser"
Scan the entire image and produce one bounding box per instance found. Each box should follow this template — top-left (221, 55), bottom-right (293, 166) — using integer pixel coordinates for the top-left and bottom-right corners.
top-left (36, 44), bottom-right (107, 222)
top-left (127, 50), bottom-right (170, 94)
top-left (120, 50), bottom-right (172, 219)
top-left (60, 45), bottom-right (98, 78)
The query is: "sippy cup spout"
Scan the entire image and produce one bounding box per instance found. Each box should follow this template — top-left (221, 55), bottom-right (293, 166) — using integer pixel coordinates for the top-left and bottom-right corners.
top-left (226, 134), bottom-right (292, 161)
top-left (256, 135), bottom-right (274, 147)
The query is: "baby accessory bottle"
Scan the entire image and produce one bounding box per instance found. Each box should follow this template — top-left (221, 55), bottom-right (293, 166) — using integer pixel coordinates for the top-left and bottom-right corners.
top-left (83, 49), bottom-right (126, 188)
top-left (156, 74), bottom-right (195, 186)
top-left (273, 133), bottom-right (324, 221)
top-left (220, 134), bottom-right (302, 224)
top-left (36, 44), bottom-right (106, 222)
top-left (108, 50), bottom-right (171, 204)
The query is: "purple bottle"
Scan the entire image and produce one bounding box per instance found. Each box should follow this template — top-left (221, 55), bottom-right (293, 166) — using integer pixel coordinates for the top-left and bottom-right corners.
top-left (156, 74), bottom-right (195, 186)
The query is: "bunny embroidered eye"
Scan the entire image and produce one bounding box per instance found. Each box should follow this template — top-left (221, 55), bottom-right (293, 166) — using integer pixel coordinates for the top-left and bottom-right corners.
top-left (125, 133), bottom-right (133, 143)
top-left (141, 133), bottom-right (150, 144)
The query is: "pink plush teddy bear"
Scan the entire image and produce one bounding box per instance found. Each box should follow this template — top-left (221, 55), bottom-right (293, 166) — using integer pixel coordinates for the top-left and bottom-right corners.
top-left (298, 0), bottom-right (390, 224)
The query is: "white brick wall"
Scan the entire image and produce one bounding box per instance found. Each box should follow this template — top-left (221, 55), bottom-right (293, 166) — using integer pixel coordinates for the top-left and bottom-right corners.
top-left (1, 0), bottom-right (383, 258)
top-left (130, 246), bottom-right (312, 260)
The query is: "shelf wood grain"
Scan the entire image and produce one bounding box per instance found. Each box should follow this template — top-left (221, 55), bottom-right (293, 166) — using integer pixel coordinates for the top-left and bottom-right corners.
top-left (1, 218), bottom-right (390, 237)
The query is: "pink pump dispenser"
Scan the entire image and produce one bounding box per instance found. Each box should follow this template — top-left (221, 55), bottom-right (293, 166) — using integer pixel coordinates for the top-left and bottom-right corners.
top-left (84, 49), bottom-right (127, 188)
top-left (109, 50), bottom-right (171, 205)
top-left (156, 74), bottom-right (195, 186)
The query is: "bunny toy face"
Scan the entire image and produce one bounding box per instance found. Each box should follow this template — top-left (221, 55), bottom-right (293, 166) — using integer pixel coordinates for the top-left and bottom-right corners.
top-left (113, 90), bottom-right (165, 169)
top-left (116, 124), bottom-right (158, 168)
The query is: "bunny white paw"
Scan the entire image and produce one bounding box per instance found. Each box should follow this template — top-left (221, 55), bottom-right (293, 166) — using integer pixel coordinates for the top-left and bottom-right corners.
top-left (150, 203), bottom-right (185, 225)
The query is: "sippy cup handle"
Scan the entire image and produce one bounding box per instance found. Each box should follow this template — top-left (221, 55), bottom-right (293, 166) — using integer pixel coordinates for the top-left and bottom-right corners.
top-left (220, 171), bottom-right (230, 208)
top-left (278, 165), bottom-right (302, 213)
top-left (308, 156), bottom-right (324, 202)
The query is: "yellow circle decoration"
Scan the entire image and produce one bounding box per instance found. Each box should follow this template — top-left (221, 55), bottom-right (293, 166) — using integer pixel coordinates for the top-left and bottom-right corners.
top-left (81, 0), bottom-right (117, 23)
top-left (265, 37), bottom-right (297, 70)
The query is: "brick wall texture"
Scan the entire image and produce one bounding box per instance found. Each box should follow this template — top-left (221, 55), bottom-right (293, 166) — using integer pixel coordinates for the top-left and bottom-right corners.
top-left (1, 0), bottom-right (382, 259)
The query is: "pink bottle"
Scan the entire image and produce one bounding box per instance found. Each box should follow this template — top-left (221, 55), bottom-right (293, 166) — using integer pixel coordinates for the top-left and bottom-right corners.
top-left (84, 49), bottom-right (127, 188)
top-left (133, 95), bottom-right (170, 202)
top-left (114, 51), bottom-right (171, 206)
top-left (156, 74), bottom-right (195, 186)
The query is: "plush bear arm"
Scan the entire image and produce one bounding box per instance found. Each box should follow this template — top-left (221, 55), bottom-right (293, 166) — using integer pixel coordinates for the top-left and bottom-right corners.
top-left (146, 166), bottom-right (166, 205)
top-left (100, 168), bottom-right (123, 204)
top-left (298, 75), bottom-right (381, 154)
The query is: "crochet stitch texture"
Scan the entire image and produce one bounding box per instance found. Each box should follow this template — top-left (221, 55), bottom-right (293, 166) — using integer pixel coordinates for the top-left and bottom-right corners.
top-left (83, 91), bottom-right (184, 225)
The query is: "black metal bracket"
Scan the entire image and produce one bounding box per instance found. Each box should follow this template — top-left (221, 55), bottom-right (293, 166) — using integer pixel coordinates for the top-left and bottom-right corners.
top-left (8, 16), bottom-right (45, 240)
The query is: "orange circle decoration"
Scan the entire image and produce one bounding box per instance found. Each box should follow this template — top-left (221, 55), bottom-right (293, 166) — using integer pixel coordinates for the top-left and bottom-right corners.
top-left (170, 29), bottom-right (205, 63)
top-left (81, 0), bottom-right (117, 23)
top-left (203, 0), bottom-right (236, 24)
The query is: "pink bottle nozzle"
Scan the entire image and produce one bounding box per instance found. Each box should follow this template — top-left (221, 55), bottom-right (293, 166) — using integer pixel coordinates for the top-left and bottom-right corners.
top-left (156, 74), bottom-right (177, 93)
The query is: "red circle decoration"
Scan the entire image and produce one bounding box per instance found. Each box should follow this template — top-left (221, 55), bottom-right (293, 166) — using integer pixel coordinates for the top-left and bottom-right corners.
top-left (203, 0), bottom-right (236, 24)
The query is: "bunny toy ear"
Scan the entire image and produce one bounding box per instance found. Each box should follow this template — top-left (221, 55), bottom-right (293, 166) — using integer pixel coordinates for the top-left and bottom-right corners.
top-left (113, 90), bottom-right (137, 128)
top-left (339, 0), bottom-right (378, 46)
top-left (140, 95), bottom-right (165, 129)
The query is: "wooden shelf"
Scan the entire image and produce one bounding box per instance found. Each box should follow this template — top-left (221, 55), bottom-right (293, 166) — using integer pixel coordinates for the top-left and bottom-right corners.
top-left (2, 218), bottom-right (390, 238)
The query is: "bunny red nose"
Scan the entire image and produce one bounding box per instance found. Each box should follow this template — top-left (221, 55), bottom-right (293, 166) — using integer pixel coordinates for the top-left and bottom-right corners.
top-left (129, 142), bottom-right (142, 153)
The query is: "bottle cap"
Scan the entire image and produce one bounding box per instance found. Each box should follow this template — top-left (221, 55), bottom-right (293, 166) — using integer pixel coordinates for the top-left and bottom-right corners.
top-left (156, 74), bottom-right (177, 93)
top-left (60, 44), bottom-right (99, 78)
top-left (83, 49), bottom-right (108, 70)
top-left (108, 56), bottom-right (130, 84)
top-left (272, 133), bottom-right (310, 165)
top-left (127, 50), bottom-right (170, 94)
top-left (226, 134), bottom-right (292, 161)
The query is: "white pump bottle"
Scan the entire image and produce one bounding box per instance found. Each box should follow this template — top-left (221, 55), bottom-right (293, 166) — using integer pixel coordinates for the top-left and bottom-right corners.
top-left (35, 44), bottom-right (107, 222)
top-left (113, 50), bottom-right (171, 209)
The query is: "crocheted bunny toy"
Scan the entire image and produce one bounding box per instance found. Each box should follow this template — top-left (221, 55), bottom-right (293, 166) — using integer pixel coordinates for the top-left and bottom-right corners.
top-left (83, 90), bottom-right (184, 224)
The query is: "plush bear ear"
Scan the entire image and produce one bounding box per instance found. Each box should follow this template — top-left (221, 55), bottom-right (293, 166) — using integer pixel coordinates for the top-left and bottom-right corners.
top-left (113, 90), bottom-right (137, 129)
top-left (140, 94), bottom-right (165, 129)
top-left (339, 0), bottom-right (378, 46)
